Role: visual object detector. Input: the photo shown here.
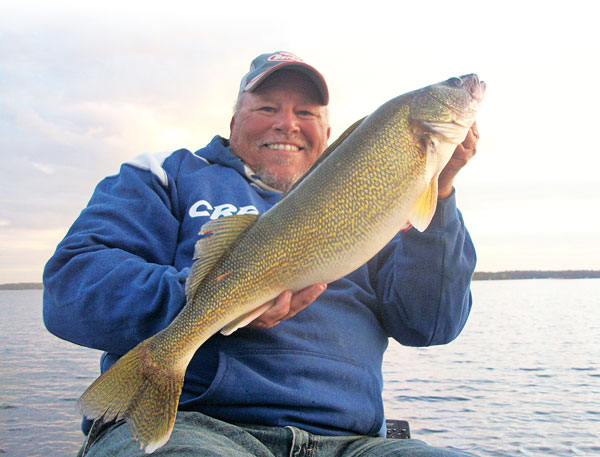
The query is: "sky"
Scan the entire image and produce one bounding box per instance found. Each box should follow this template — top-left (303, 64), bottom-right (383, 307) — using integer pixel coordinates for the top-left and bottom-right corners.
top-left (1, 0), bottom-right (599, 283)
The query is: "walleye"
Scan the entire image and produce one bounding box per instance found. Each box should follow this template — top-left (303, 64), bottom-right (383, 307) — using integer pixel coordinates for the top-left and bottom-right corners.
top-left (78, 74), bottom-right (485, 453)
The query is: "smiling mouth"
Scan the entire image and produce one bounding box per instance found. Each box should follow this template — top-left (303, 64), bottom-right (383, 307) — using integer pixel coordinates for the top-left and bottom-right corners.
top-left (265, 143), bottom-right (301, 152)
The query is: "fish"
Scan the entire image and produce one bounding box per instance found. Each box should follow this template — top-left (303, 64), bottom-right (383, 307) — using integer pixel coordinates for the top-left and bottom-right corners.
top-left (77, 74), bottom-right (486, 453)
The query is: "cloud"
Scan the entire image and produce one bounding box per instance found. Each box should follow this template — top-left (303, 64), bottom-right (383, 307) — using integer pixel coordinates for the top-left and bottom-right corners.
top-left (1, 0), bottom-right (599, 282)
top-left (0, 226), bottom-right (68, 283)
top-left (31, 161), bottom-right (55, 175)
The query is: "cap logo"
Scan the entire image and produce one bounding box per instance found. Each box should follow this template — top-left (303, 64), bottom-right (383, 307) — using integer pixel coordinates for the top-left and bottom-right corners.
top-left (267, 51), bottom-right (304, 63)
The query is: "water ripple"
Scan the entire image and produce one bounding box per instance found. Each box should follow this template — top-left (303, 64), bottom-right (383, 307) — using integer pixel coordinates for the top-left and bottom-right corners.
top-left (4, 280), bottom-right (600, 457)
top-left (382, 279), bottom-right (600, 457)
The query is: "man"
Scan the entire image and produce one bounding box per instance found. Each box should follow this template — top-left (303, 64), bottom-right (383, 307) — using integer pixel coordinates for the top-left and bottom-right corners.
top-left (43, 51), bottom-right (479, 456)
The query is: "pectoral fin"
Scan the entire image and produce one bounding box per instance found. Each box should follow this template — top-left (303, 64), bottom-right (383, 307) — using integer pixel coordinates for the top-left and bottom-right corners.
top-left (408, 177), bottom-right (439, 232)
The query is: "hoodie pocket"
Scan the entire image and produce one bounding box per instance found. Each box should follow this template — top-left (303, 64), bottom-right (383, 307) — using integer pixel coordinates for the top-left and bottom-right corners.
top-left (183, 349), bottom-right (384, 436)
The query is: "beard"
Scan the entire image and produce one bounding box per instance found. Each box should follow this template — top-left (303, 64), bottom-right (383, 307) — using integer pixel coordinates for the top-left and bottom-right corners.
top-left (252, 157), bottom-right (307, 192)
top-left (249, 136), bottom-right (312, 192)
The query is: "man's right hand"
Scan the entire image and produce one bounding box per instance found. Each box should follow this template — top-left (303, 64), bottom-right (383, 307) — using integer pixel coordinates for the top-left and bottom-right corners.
top-left (248, 283), bottom-right (327, 329)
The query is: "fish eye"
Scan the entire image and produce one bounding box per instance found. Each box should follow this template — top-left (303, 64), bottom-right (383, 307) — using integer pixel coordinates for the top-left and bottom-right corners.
top-left (448, 77), bottom-right (463, 87)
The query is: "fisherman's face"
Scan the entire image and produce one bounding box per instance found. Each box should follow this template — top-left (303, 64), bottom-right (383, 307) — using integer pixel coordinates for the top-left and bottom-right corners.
top-left (230, 70), bottom-right (331, 192)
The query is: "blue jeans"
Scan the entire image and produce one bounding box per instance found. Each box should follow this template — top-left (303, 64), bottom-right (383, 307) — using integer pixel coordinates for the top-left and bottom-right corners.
top-left (80, 412), bottom-right (478, 457)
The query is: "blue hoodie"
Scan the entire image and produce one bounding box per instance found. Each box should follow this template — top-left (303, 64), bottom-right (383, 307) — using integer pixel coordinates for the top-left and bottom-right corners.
top-left (43, 136), bottom-right (476, 437)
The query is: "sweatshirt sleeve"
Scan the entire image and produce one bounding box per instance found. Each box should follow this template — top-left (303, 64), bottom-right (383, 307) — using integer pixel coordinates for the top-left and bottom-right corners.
top-left (43, 160), bottom-right (189, 355)
top-left (373, 189), bottom-right (476, 347)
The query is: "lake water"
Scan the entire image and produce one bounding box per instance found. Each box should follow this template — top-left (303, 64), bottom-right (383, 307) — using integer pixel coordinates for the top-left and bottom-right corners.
top-left (1, 279), bottom-right (598, 456)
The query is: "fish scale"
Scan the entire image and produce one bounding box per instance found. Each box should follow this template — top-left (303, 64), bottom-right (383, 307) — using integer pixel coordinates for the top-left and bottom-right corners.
top-left (77, 74), bottom-right (485, 453)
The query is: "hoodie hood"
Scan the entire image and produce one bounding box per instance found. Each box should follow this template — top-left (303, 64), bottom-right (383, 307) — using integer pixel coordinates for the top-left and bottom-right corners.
top-left (193, 136), bottom-right (284, 194)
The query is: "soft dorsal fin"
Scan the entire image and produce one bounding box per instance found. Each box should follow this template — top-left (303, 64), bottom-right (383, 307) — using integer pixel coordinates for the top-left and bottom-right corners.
top-left (407, 176), bottom-right (439, 232)
top-left (185, 214), bottom-right (259, 302)
top-left (285, 116), bottom-right (367, 195)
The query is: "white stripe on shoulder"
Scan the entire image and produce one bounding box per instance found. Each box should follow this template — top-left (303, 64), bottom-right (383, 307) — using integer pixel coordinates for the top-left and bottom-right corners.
top-left (125, 151), bottom-right (174, 187)
top-left (190, 151), bottom-right (210, 164)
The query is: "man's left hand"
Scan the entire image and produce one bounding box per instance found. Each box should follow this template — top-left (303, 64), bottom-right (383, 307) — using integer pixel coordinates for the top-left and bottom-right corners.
top-left (438, 121), bottom-right (479, 199)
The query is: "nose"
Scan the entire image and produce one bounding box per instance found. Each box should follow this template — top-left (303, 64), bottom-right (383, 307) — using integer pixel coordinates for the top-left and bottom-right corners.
top-left (273, 108), bottom-right (300, 134)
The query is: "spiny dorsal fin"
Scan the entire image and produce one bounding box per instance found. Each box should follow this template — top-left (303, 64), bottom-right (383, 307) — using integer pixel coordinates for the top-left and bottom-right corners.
top-left (285, 116), bottom-right (367, 195)
top-left (185, 214), bottom-right (259, 302)
top-left (407, 176), bottom-right (439, 232)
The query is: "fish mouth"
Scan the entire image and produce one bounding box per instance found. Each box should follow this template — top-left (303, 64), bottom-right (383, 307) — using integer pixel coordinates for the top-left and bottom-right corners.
top-left (463, 74), bottom-right (486, 102)
top-left (425, 74), bottom-right (486, 119)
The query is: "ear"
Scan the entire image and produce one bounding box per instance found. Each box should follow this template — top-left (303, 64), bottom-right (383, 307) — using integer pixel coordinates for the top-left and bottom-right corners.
top-left (326, 126), bottom-right (331, 140)
top-left (230, 115), bottom-right (236, 135)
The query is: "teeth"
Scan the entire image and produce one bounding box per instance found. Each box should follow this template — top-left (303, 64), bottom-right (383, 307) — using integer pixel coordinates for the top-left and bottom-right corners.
top-left (267, 144), bottom-right (299, 152)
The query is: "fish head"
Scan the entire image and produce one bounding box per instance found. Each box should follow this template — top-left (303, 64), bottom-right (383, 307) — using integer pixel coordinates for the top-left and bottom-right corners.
top-left (406, 73), bottom-right (485, 178)
top-left (410, 74), bottom-right (485, 144)
top-left (397, 74), bottom-right (486, 231)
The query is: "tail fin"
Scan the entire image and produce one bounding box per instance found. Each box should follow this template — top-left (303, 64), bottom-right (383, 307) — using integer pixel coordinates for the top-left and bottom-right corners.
top-left (77, 340), bottom-right (184, 453)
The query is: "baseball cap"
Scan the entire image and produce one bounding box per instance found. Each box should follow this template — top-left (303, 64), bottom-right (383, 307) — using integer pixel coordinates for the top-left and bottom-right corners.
top-left (238, 51), bottom-right (329, 105)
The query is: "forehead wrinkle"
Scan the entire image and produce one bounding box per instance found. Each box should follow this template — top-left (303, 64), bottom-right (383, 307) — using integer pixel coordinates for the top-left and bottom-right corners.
top-left (235, 89), bottom-right (329, 126)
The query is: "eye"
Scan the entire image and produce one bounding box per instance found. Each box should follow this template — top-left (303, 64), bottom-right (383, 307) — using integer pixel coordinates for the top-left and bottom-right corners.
top-left (259, 106), bottom-right (276, 113)
top-left (448, 77), bottom-right (463, 87)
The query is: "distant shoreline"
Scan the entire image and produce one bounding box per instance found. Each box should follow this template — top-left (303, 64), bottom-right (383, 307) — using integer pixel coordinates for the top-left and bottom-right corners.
top-left (472, 270), bottom-right (600, 280)
top-left (0, 282), bottom-right (45, 290)
top-left (2, 271), bottom-right (600, 290)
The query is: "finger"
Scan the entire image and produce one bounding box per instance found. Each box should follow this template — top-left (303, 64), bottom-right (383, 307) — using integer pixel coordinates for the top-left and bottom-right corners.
top-left (249, 283), bottom-right (327, 329)
top-left (255, 290), bottom-right (293, 327)
top-left (471, 120), bottom-right (479, 139)
top-left (286, 283), bottom-right (327, 318)
top-left (258, 283), bottom-right (326, 326)
top-left (466, 122), bottom-right (479, 149)
top-left (462, 129), bottom-right (476, 151)
top-left (455, 128), bottom-right (478, 161)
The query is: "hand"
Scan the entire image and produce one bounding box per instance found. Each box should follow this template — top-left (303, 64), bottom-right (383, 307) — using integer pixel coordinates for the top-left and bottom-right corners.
top-left (248, 283), bottom-right (327, 329)
top-left (438, 121), bottom-right (479, 199)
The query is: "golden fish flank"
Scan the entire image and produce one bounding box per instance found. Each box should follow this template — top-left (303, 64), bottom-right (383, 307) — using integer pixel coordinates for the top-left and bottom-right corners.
top-left (77, 74), bottom-right (486, 453)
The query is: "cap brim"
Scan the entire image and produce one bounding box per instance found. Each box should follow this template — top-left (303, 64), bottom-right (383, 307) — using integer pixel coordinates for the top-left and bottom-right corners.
top-left (243, 62), bottom-right (329, 105)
